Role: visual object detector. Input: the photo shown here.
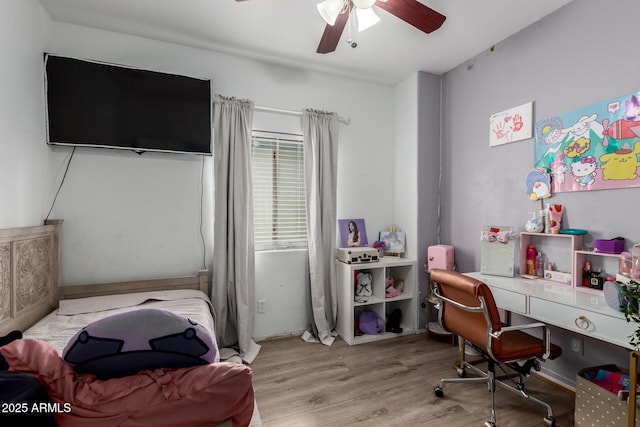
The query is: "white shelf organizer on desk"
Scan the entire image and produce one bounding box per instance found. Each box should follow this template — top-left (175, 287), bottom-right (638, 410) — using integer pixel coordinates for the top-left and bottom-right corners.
top-left (520, 231), bottom-right (620, 290)
top-left (467, 231), bottom-right (637, 351)
top-left (519, 232), bottom-right (583, 285)
top-left (336, 257), bottom-right (417, 345)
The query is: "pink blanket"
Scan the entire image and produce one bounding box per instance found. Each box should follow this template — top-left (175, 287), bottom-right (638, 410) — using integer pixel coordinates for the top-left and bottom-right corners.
top-left (0, 340), bottom-right (254, 427)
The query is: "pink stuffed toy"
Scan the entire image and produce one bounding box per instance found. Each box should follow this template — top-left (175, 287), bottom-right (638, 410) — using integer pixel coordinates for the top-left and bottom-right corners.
top-left (385, 277), bottom-right (401, 298)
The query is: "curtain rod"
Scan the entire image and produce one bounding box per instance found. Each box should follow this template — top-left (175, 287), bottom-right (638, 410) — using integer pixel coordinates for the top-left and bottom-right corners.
top-left (254, 105), bottom-right (350, 125)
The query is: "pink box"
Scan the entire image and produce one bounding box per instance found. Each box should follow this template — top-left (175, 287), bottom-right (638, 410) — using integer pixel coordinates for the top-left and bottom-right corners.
top-left (593, 238), bottom-right (624, 254)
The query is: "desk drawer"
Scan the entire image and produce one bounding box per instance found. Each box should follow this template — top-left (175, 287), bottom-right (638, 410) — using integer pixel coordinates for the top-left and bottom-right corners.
top-left (530, 297), bottom-right (635, 348)
top-left (492, 287), bottom-right (527, 315)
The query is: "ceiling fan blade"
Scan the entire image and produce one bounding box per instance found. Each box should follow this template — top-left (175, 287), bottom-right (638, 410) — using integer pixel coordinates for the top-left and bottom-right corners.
top-left (375, 0), bottom-right (446, 34)
top-left (316, 4), bottom-right (351, 54)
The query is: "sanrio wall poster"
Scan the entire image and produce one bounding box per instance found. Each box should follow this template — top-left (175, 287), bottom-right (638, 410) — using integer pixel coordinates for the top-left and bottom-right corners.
top-left (534, 91), bottom-right (640, 193)
top-left (489, 102), bottom-right (533, 147)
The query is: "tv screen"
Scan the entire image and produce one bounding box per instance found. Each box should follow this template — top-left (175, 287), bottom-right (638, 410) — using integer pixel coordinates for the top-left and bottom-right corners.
top-left (44, 54), bottom-right (212, 155)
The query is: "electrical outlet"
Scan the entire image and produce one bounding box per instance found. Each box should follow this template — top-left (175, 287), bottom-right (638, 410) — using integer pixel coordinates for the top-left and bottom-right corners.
top-left (571, 337), bottom-right (583, 355)
top-left (257, 299), bottom-right (266, 313)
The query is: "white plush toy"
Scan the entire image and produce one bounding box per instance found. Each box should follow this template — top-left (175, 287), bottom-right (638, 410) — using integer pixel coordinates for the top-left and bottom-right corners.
top-left (355, 271), bottom-right (373, 303)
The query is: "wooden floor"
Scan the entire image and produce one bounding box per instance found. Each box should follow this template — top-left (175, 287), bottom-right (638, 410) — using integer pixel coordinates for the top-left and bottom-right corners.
top-left (250, 333), bottom-right (575, 426)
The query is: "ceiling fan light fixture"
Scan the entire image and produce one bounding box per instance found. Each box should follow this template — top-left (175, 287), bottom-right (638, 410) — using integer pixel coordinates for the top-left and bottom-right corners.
top-left (355, 6), bottom-right (380, 32)
top-left (317, 0), bottom-right (345, 26)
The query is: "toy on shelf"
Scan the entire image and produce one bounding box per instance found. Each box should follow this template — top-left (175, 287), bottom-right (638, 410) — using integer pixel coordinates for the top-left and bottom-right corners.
top-left (526, 212), bottom-right (544, 233)
top-left (385, 276), bottom-right (405, 298)
top-left (354, 271), bottom-right (373, 303)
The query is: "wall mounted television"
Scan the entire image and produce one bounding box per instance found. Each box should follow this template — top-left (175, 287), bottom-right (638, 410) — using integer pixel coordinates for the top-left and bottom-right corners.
top-left (44, 54), bottom-right (212, 155)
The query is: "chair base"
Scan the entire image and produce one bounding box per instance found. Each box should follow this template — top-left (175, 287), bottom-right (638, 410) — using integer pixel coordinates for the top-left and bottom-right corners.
top-left (434, 358), bottom-right (556, 427)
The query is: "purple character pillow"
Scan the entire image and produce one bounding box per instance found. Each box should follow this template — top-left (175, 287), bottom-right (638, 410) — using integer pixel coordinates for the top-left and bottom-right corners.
top-left (62, 308), bottom-right (216, 379)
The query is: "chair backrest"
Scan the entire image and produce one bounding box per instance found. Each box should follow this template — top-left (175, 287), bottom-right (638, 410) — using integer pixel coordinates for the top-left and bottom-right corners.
top-left (430, 269), bottom-right (503, 353)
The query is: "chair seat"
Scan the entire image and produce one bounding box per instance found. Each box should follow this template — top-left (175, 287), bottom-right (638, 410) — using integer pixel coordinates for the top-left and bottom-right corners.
top-left (493, 329), bottom-right (562, 362)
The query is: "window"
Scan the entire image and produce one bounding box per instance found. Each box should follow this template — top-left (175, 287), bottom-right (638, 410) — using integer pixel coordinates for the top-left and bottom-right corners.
top-left (251, 130), bottom-right (307, 250)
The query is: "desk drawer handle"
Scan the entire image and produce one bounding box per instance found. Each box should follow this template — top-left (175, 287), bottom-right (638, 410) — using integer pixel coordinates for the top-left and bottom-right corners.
top-left (575, 315), bottom-right (590, 330)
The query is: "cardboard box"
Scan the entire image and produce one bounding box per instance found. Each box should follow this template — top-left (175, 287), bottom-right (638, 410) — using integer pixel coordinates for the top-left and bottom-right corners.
top-left (575, 365), bottom-right (640, 426)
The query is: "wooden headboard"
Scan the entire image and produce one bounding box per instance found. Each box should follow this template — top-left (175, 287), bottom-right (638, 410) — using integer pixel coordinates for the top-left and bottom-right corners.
top-left (0, 219), bottom-right (208, 335)
top-left (0, 220), bottom-right (62, 336)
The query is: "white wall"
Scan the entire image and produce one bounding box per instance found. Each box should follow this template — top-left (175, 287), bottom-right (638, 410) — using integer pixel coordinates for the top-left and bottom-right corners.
top-left (34, 14), bottom-right (398, 338)
top-left (0, 1), bottom-right (53, 227)
top-left (441, 0), bottom-right (640, 384)
top-left (392, 75), bottom-right (418, 259)
top-left (254, 249), bottom-right (309, 340)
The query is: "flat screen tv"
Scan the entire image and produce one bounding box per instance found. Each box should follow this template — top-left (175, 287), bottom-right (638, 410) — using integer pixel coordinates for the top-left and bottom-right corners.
top-left (44, 54), bottom-right (212, 155)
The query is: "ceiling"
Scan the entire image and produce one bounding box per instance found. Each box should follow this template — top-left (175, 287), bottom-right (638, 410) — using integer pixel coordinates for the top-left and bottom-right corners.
top-left (37, 0), bottom-right (573, 85)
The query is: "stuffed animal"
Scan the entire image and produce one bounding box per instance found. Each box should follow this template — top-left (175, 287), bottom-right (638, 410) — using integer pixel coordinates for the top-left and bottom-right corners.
top-left (385, 276), bottom-right (401, 298)
top-left (385, 276), bottom-right (405, 298)
top-left (355, 271), bottom-right (373, 303)
top-left (393, 278), bottom-right (405, 293)
top-left (360, 311), bottom-right (384, 335)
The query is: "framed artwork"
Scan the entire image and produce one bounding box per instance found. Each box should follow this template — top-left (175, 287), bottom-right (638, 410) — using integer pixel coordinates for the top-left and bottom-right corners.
top-left (489, 102), bottom-right (533, 146)
top-left (379, 231), bottom-right (405, 254)
top-left (338, 218), bottom-right (368, 248)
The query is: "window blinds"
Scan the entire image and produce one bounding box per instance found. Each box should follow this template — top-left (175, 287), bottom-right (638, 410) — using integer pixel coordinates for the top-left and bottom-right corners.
top-left (251, 131), bottom-right (307, 250)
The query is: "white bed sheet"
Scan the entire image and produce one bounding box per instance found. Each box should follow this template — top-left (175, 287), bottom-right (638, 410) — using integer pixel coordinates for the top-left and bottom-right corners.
top-left (22, 289), bottom-right (262, 426)
top-left (24, 290), bottom-right (220, 362)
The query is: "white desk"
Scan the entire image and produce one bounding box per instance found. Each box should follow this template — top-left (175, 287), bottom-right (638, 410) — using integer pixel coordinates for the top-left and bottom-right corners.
top-left (465, 272), bottom-right (635, 350)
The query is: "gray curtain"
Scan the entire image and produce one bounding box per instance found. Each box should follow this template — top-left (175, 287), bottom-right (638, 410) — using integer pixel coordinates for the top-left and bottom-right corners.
top-left (301, 109), bottom-right (340, 346)
top-left (212, 94), bottom-right (260, 363)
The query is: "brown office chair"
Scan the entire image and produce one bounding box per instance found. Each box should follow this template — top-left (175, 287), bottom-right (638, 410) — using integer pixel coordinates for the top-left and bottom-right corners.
top-left (429, 269), bottom-right (562, 427)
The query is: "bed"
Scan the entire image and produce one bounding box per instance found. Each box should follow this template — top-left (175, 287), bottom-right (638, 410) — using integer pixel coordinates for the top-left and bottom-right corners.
top-left (0, 220), bottom-right (261, 426)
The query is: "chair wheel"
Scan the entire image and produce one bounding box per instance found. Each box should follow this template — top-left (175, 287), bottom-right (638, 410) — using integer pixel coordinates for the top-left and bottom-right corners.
top-left (456, 368), bottom-right (466, 377)
top-left (543, 415), bottom-right (556, 426)
top-left (483, 422), bottom-right (496, 427)
top-left (434, 386), bottom-right (444, 397)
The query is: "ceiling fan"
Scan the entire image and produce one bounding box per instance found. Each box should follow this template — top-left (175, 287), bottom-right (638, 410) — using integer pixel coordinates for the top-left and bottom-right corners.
top-left (235, 0), bottom-right (446, 54)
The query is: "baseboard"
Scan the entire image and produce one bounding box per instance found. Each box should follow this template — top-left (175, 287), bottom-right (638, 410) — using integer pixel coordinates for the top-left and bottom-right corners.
top-left (257, 328), bottom-right (429, 343)
top-left (534, 369), bottom-right (576, 395)
top-left (255, 329), bottom-right (307, 342)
